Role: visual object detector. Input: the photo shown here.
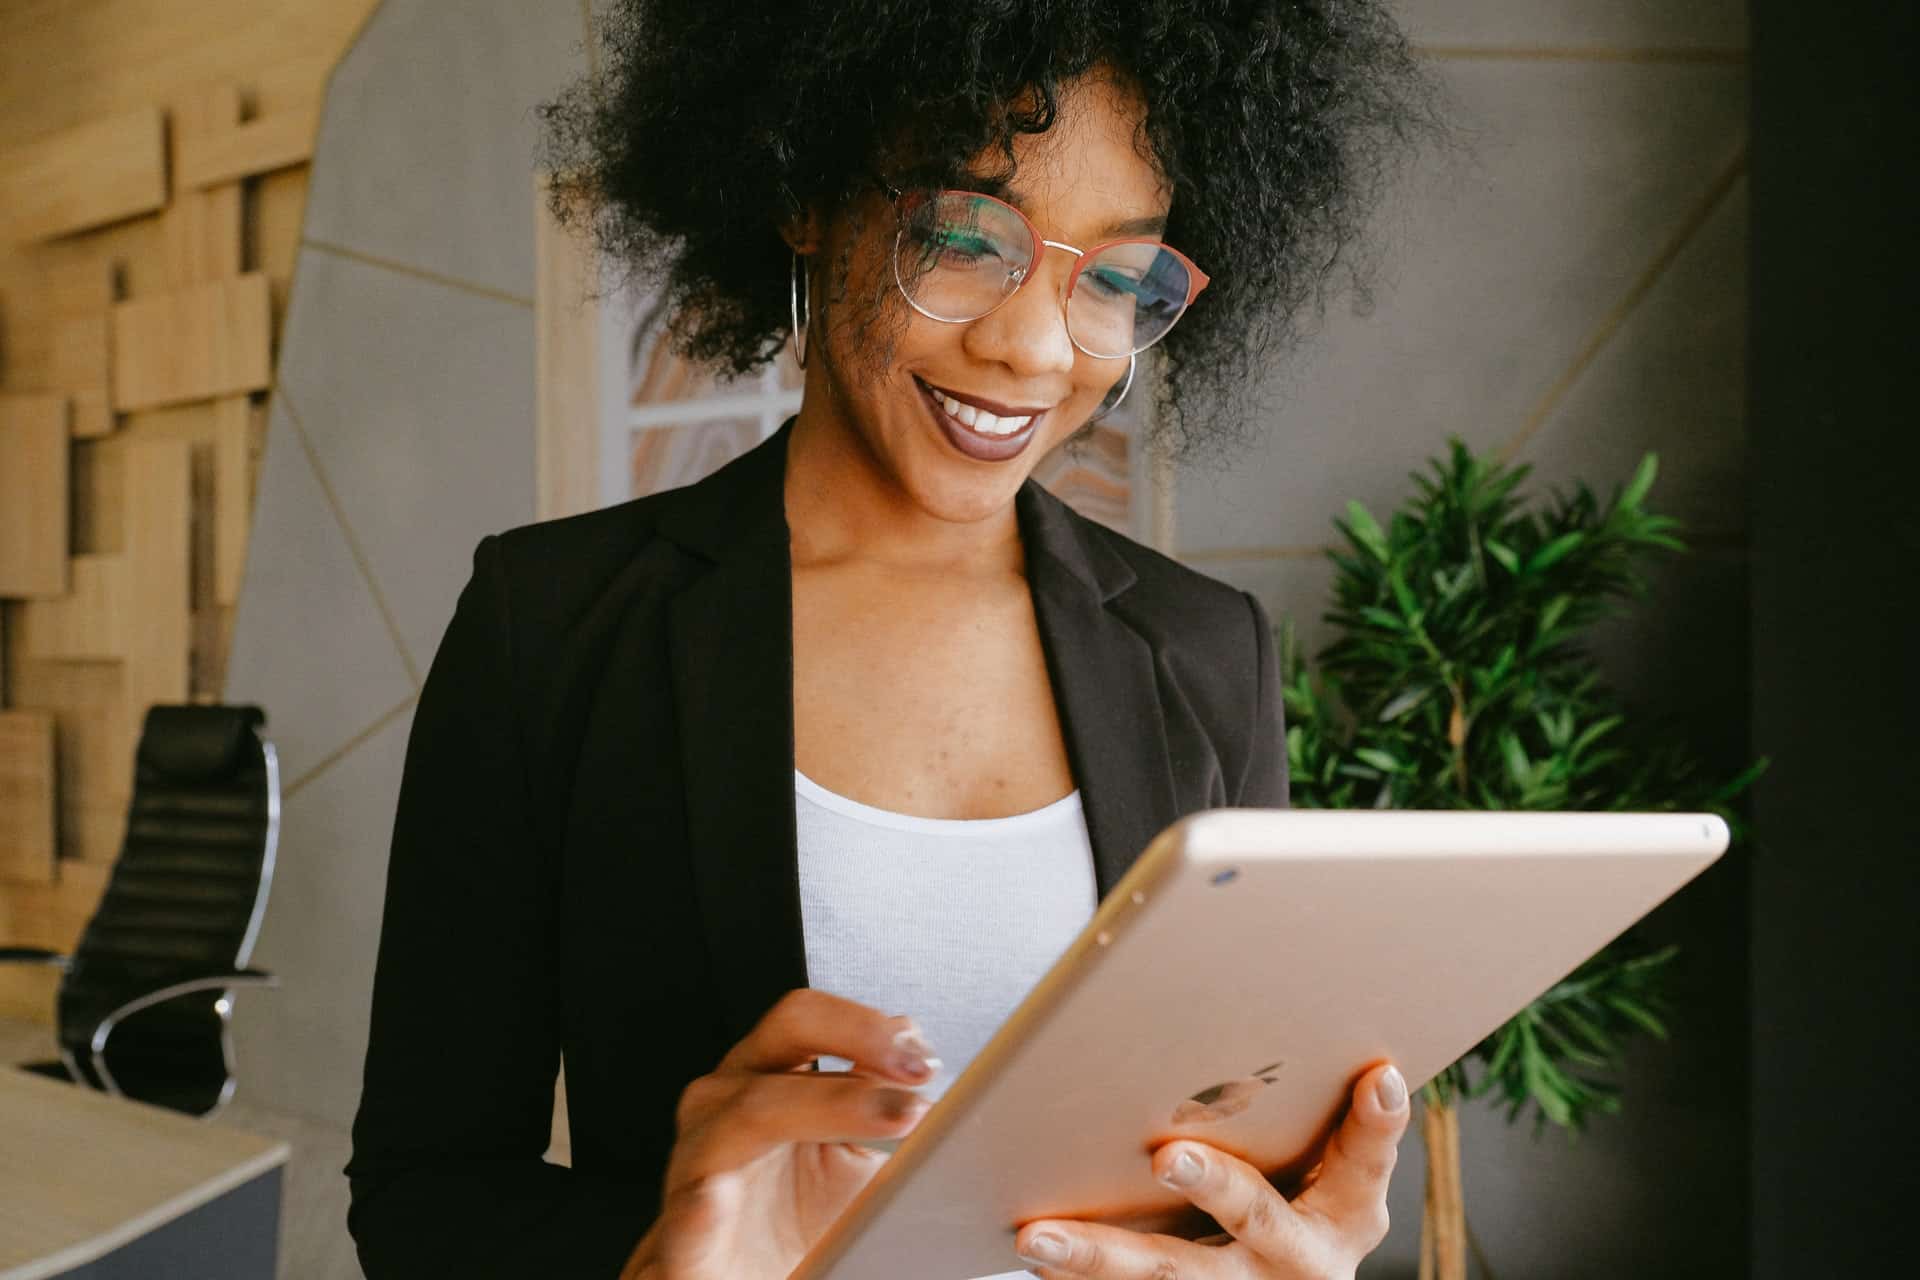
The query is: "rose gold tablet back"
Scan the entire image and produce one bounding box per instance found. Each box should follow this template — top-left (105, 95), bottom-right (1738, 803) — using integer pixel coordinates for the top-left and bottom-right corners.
top-left (791, 809), bottom-right (1730, 1280)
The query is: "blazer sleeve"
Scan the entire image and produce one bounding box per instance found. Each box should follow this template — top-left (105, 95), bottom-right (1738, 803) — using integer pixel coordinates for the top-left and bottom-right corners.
top-left (1235, 590), bottom-right (1291, 809)
top-left (346, 535), bottom-right (653, 1277)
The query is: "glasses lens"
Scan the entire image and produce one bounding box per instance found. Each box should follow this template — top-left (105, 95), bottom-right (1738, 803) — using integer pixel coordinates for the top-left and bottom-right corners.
top-left (1068, 242), bottom-right (1194, 358)
top-left (895, 192), bottom-right (1035, 322)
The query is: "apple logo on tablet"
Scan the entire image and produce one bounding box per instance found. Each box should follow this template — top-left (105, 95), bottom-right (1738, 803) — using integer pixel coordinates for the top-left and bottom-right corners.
top-left (1172, 1061), bottom-right (1286, 1124)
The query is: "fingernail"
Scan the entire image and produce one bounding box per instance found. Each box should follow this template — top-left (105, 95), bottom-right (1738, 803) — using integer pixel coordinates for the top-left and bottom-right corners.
top-left (890, 1026), bottom-right (941, 1081)
top-left (873, 1088), bottom-right (927, 1122)
top-left (1376, 1065), bottom-right (1408, 1112)
top-left (1160, 1148), bottom-right (1204, 1188)
top-left (1018, 1232), bottom-right (1069, 1265)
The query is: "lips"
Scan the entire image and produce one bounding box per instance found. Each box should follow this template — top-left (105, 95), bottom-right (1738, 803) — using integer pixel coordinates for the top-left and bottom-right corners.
top-left (915, 376), bottom-right (1048, 463)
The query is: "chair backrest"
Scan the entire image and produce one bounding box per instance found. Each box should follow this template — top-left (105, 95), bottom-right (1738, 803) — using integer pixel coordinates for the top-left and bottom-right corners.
top-left (56, 705), bottom-right (279, 1103)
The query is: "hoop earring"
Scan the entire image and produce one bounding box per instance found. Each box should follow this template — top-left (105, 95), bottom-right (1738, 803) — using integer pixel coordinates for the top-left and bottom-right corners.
top-left (789, 251), bottom-right (810, 370)
top-left (1089, 353), bottom-right (1136, 424)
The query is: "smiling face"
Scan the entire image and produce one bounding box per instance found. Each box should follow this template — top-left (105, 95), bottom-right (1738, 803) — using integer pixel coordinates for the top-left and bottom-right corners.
top-left (792, 69), bottom-right (1173, 532)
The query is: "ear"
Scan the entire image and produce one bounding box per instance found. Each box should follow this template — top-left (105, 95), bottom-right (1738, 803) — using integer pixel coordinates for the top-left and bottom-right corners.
top-left (776, 192), bottom-right (823, 255)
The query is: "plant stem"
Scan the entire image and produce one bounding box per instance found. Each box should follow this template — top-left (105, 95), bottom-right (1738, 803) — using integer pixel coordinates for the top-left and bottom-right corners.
top-left (1447, 682), bottom-right (1470, 797)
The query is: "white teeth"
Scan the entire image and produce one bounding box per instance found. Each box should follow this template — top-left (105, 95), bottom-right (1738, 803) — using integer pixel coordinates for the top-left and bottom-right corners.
top-left (929, 384), bottom-right (1036, 436)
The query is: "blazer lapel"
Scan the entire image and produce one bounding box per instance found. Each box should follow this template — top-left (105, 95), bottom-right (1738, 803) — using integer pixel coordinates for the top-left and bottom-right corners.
top-left (660, 427), bottom-right (809, 1049)
top-left (1017, 481), bottom-right (1180, 898)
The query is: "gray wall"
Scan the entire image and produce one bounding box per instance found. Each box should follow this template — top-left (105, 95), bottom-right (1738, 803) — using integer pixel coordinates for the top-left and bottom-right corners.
top-left (1177, 3), bottom-right (1751, 1276)
top-left (222, 0), bottom-right (588, 1128)
top-left (224, 0), bottom-right (1752, 1274)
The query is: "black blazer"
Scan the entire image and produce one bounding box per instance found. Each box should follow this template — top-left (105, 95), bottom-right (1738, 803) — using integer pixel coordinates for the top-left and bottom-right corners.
top-left (345, 420), bottom-right (1290, 1277)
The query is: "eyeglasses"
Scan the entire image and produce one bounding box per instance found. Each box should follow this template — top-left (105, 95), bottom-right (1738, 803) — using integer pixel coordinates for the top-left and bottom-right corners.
top-left (875, 179), bottom-right (1210, 360)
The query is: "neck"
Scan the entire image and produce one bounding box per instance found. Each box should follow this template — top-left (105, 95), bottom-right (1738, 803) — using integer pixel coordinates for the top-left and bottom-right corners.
top-left (784, 387), bottom-right (1024, 576)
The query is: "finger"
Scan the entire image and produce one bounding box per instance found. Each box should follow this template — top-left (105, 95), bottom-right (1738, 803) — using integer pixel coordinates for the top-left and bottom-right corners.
top-left (719, 988), bottom-right (941, 1084)
top-left (1150, 1139), bottom-right (1317, 1266)
top-left (1014, 1218), bottom-right (1225, 1279)
top-left (672, 1070), bottom-right (927, 1181)
top-left (1292, 1062), bottom-right (1409, 1250)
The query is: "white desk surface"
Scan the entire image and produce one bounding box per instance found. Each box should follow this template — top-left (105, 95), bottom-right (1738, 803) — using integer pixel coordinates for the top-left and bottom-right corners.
top-left (0, 1065), bottom-right (289, 1280)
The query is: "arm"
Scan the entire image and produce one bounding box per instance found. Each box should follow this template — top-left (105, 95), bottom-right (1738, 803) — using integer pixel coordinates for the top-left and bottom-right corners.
top-left (1234, 591), bottom-right (1291, 809)
top-left (346, 535), bottom-right (653, 1278)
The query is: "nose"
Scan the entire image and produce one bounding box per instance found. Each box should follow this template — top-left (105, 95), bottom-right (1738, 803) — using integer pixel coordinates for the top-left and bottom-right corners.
top-left (960, 246), bottom-right (1078, 379)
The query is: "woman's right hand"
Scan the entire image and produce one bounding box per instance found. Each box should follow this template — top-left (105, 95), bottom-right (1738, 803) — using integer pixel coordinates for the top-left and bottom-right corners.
top-left (620, 989), bottom-right (939, 1280)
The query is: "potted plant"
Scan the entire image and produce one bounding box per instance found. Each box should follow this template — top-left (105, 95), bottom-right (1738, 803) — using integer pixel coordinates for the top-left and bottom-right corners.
top-left (1278, 441), bottom-right (1763, 1279)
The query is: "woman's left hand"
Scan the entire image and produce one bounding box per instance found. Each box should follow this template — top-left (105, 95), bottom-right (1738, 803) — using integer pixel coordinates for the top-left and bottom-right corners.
top-left (1015, 1062), bottom-right (1410, 1279)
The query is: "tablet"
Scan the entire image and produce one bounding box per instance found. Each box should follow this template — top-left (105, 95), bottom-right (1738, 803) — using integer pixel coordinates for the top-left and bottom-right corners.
top-left (789, 807), bottom-right (1729, 1280)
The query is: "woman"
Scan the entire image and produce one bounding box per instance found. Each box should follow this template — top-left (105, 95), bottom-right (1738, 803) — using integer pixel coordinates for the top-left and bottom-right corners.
top-left (346, 2), bottom-right (1432, 1277)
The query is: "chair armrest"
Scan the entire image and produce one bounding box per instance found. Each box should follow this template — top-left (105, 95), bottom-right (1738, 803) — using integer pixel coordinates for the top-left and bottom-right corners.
top-left (86, 968), bottom-right (279, 1095)
top-left (0, 947), bottom-right (69, 970)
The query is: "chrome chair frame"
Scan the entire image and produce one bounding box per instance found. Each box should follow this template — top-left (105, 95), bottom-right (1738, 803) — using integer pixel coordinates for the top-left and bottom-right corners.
top-left (0, 735), bottom-right (282, 1121)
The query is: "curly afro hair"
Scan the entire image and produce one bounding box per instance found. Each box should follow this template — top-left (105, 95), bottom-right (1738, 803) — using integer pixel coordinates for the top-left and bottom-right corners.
top-left (538, 0), bottom-right (1436, 457)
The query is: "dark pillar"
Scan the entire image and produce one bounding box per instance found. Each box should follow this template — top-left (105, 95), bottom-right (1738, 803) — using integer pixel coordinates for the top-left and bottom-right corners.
top-left (1749, 3), bottom-right (1918, 1274)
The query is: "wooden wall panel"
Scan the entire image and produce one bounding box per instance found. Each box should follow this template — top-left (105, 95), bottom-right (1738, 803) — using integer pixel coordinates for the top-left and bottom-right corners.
top-left (6, 661), bottom-right (134, 866)
top-left (17, 557), bottom-right (128, 662)
top-left (213, 396), bottom-right (256, 606)
top-left (0, 0), bottom-right (386, 1027)
top-left (174, 103), bottom-right (320, 191)
top-left (110, 274), bottom-right (273, 411)
top-left (0, 710), bottom-right (57, 885)
top-left (0, 107), bottom-right (167, 244)
top-left (122, 440), bottom-right (194, 716)
top-left (162, 84), bottom-right (245, 285)
top-left (0, 395), bottom-right (72, 598)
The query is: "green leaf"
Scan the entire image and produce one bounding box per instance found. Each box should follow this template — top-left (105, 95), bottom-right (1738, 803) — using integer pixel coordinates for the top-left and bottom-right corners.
top-left (1501, 734), bottom-right (1533, 786)
top-left (1619, 453), bottom-right (1659, 510)
top-left (1354, 747), bottom-right (1403, 773)
top-left (1604, 994), bottom-right (1670, 1040)
top-left (1378, 685), bottom-right (1433, 722)
top-left (1485, 539), bottom-right (1521, 574)
top-left (1344, 500), bottom-right (1391, 562)
top-left (1527, 531), bottom-right (1587, 575)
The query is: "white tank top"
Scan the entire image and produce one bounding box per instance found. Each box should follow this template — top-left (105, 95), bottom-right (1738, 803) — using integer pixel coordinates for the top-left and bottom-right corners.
top-left (795, 768), bottom-right (1098, 1280)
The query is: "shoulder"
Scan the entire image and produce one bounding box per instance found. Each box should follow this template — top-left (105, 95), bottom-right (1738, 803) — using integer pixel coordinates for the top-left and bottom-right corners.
top-left (482, 491), bottom-right (672, 610)
top-left (1063, 504), bottom-right (1268, 664)
top-left (1047, 499), bottom-right (1288, 807)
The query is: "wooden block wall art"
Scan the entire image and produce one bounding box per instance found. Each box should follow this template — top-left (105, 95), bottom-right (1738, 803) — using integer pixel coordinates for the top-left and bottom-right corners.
top-left (69, 390), bottom-right (115, 440)
top-left (110, 273), bottom-right (272, 412)
top-left (121, 439), bottom-right (194, 715)
top-left (0, 710), bottom-right (58, 886)
top-left (0, 854), bottom-right (113, 1021)
top-left (8, 661), bottom-right (134, 866)
top-left (174, 101), bottom-right (320, 192)
top-left (162, 84), bottom-right (244, 287)
top-left (0, 394), bottom-right (72, 598)
top-left (17, 555), bottom-right (128, 661)
top-left (213, 396), bottom-right (255, 606)
top-left (34, 254), bottom-right (118, 315)
top-left (70, 434), bottom-right (125, 555)
top-left (0, 106), bottom-right (168, 245)
top-left (49, 311), bottom-right (115, 439)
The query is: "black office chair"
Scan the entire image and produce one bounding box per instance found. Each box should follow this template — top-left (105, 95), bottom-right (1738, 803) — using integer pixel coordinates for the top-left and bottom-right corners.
top-left (0, 704), bottom-right (280, 1118)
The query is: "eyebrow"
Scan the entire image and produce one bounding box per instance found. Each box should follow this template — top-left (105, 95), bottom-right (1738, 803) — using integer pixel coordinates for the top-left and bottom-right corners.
top-left (958, 173), bottom-right (1169, 241)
